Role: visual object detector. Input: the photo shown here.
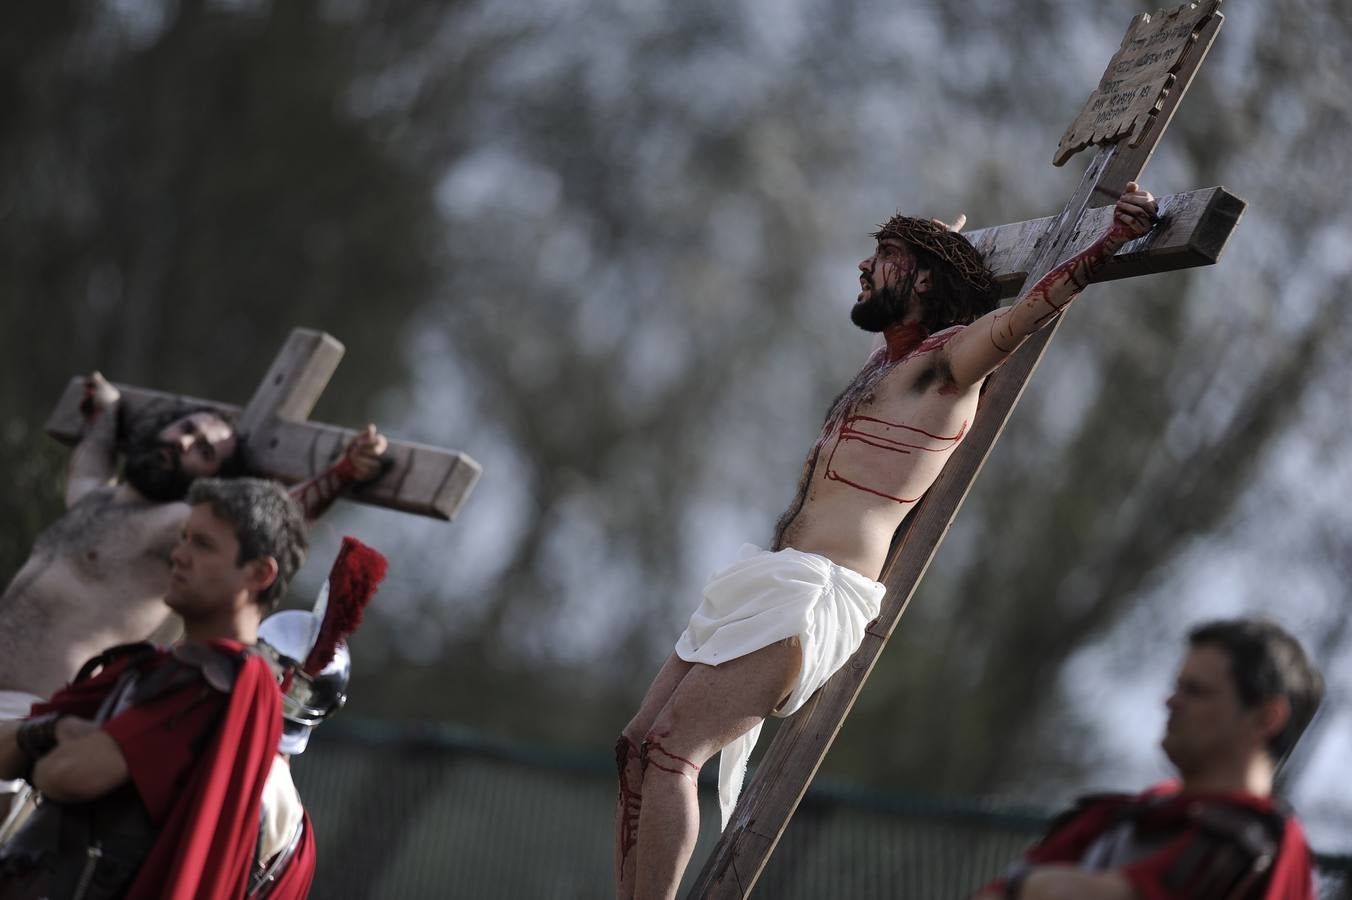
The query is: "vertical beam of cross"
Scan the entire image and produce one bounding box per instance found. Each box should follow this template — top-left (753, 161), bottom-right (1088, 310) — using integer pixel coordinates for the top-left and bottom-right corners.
top-left (235, 329), bottom-right (345, 439)
top-left (688, 7), bottom-right (1226, 897)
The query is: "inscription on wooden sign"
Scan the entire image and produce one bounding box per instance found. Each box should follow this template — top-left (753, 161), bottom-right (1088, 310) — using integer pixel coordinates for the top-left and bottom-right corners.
top-left (1053, 0), bottom-right (1220, 166)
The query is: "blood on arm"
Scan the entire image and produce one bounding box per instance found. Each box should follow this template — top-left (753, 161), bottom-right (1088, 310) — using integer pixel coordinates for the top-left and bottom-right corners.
top-left (288, 455), bottom-right (365, 521)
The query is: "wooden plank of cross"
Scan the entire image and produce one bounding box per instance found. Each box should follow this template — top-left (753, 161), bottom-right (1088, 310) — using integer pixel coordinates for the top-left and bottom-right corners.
top-left (44, 327), bottom-right (482, 522)
top-left (689, 2), bottom-right (1235, 896)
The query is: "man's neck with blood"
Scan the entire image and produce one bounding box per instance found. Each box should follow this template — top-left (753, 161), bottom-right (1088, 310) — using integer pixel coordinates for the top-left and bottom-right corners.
top-left (881, 319), bottom-right (927, 361)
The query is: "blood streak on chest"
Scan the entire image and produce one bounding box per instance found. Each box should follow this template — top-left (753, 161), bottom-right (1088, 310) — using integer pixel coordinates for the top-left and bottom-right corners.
top-left (799, 326), bottom-right (967, 506)
top-left (822, 414), bottom-right (967, 503)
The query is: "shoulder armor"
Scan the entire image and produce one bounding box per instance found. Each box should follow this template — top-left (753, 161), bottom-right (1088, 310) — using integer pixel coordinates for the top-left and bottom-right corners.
top-left (1160, 800), bottom-right (1287, 897)
top-left (1190, 801), bottom-right (1285, 859)
top-left (170, 641), bottom-right (250, 692)
top-left (1040, 791), bottom-right (1135, 839)
top-left (1064, 791), bottom-right (1135, 815)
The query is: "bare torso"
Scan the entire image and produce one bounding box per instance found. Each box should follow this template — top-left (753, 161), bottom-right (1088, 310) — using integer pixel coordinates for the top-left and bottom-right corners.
top-left (0, 485), bottom-right (186, 697)
top-left (773, 328), bottom-right (978, 581)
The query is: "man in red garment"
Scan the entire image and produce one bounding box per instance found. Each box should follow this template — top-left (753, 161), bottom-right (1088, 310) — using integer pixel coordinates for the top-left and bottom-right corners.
top-left (970, 618), bottom-right (1324, 900)
top-left (0, 476), bottom-right (308, 899)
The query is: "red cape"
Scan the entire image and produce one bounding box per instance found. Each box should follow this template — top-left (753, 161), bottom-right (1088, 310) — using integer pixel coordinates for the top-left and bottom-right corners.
top-left (980, 783), bottom-right (1314, 900)
top-left (37, 640), bottom-right (282, 900)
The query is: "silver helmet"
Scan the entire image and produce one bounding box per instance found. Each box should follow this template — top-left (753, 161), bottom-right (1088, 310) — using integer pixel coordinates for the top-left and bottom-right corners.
top-left (258, 608), bottom-right (351, 755)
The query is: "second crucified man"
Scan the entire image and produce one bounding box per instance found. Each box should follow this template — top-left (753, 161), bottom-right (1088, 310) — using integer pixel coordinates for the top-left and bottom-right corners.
top-left (0, 378), bottom-right (388, 836)
top-left (615, 184), bottom-right (1160, 899)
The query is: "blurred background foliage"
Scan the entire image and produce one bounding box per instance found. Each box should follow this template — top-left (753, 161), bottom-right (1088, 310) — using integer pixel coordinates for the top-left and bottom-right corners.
top-left (2, 0), bottom-right (1349, 850)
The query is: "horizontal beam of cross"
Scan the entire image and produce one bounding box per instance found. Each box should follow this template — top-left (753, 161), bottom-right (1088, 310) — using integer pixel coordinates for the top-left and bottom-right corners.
top-left (967, 185), bottom-right (1245, 299)
top-left (45, 381), bottom-right (481, 522)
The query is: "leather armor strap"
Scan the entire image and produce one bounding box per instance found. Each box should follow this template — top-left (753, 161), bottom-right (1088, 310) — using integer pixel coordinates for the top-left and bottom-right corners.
top-left (247, 816), bottom-right (306, 900)
top-left (1161, 802), bottom-right (1285, 900)
top-left (73, 643), bottom-right (157, 684)
top-left (13, 716), bottom-right (59, 766)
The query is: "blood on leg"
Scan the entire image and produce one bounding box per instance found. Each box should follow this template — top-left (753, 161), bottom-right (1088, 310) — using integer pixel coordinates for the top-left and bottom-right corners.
top-left (615, 735), bottom-right (644, 879)
top-left (639, 734), bottom-right (701, 786)
top-left (630, 643), bottom-right (803, 899)
top-left (616, 653), bottom-right (693, 898)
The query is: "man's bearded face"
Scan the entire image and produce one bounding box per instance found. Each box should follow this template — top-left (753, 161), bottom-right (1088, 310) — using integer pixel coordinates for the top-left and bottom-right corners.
top-left (851, 278), bottom-right (915, 332)
top-left (123, 411), bottom-right (235, 502)
top-left (123, 432), bottom-right (196, 502)
top-left (852, 240), bottom-right (919, 333)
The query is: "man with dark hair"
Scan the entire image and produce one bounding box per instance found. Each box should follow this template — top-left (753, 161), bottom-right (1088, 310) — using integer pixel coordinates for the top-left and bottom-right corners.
top-left (184, 478), bottom-right (310, 615)
top-left (615, 185), bottom-right (1160, 899)
top-left (970, 617), bottom-right (1323, 900)
top-left (119, 403), bottom-right (249, 503)
top-left (0, 477), bottom-right (312, 898)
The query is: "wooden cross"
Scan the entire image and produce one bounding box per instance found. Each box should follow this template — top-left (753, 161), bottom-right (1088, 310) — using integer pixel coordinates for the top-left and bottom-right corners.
top-left (689, 2), bottom-right (1237, 896)
top-left (44, 327), bottom-right (482, 521)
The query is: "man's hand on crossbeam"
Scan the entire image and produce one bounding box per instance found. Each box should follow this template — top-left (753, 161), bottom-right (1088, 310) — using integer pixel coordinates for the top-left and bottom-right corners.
top-left (939, 183), bottom-right (1158, 389)
top-left (79, 371), bottom-right (120, 425)
top-left (1110, 182), bottom-right (1159, 242)
top-left (66, 370), bottom-right (123, 507)
top-left (344, 423), bottom-right (389, 482)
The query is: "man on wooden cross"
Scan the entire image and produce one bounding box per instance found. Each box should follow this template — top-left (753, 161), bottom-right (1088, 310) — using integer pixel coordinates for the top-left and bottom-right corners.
top-left (0, 374), bottom-right (387, 829)
top-left (971, 618), bottom-right (1322, 900)
top-left (614, 184), bottom-right (1160, 899)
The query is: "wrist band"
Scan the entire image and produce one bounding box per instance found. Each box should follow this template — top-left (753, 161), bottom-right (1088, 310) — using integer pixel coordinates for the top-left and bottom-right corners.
top-left (16, 713), bottom-right (61, 762)
top-left (334, 455), bottom-right (362, 483)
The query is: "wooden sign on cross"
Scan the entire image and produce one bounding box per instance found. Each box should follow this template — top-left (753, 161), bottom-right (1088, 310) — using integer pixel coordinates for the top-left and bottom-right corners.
top-left (689, 2), bottom-right (1235, 896)
top-left (44, 327), bottom-right (482, 522)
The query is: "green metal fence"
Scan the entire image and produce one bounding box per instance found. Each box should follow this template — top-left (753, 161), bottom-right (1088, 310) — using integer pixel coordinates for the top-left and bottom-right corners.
top-left (291, 719), bottom-right (1352, 899)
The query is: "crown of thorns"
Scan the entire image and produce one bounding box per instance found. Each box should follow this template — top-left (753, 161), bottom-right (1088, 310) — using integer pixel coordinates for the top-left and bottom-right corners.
top-left (872, 214), bottom-right (996, 298)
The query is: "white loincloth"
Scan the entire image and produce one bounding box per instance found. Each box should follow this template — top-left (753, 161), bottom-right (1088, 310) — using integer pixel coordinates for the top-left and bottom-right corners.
top-left (674, 544), bottom-right (886, 829)
top-left (0, 690), bottom-right (39, 723)
top-left (259, 755), bottom-right (304, 864)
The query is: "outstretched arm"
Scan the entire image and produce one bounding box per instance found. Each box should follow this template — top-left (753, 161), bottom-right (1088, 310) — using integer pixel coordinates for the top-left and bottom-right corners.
top-left (65, 372), bottom-right (121, 507)
top-left (289, 423), bottom-right (389, 521)
top-left (942, 184), bottom-right (1158, 389)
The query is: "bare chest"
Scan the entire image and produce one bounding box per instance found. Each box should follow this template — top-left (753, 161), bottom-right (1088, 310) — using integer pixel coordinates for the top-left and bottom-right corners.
top-left (852, 357), bottom-right (976, 436)
top-left (813, 353), bottom-right (978, 502)
top-left (30, 491), bottom-right (183, 581)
